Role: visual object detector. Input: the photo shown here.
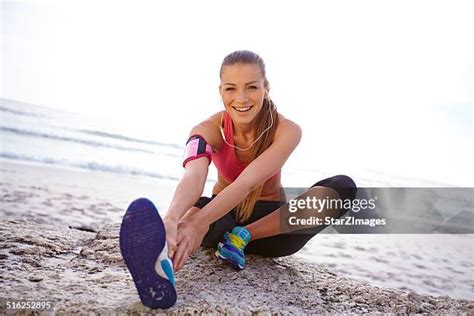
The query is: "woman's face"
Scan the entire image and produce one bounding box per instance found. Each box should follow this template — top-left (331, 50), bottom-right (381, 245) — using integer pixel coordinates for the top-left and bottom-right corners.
top-left (220, 63), bottom-right (267, 126)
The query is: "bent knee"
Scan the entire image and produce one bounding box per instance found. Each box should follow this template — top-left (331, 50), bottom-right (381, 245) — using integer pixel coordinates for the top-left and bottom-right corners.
top-left (333, 174), bottom-right (357, 190)
top-left (329, 175), bottom-right (357, 201)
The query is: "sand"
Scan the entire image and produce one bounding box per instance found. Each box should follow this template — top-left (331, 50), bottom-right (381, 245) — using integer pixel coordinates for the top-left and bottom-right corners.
top-left (0, 159), bottom-right (473, 314)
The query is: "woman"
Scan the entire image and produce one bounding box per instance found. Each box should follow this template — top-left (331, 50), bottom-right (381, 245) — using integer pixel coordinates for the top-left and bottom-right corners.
top-left (119, 50), bottom-right (357, 309)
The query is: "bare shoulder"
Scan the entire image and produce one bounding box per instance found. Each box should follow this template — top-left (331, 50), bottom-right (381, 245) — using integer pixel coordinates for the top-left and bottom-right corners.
top-left (189, 111), bottom-right (224, 148)
top-left (275, 113), bottom-right (302, 142)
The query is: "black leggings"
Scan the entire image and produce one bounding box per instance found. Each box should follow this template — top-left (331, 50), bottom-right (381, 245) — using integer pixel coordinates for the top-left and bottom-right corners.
top-left (194, 175), bottom-right (357, 258)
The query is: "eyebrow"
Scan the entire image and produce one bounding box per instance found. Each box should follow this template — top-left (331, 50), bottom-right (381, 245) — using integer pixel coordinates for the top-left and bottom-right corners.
top-left (222, 80), bottom-right (260, 86)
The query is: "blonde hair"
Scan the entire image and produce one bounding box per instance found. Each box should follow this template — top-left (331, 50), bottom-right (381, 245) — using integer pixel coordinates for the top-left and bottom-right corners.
top-left (220, 50), bottom-right (280, 223)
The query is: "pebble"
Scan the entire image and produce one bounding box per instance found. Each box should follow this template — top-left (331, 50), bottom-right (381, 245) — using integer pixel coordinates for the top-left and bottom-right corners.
top-left (29, 276), bottom-right (43, 282)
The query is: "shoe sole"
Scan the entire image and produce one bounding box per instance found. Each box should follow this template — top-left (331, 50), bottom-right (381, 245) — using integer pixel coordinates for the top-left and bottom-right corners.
top-left (119, 198), bottom-right (177, 309)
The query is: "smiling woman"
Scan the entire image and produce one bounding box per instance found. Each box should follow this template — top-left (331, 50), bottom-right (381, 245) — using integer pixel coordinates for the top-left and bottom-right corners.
top-left (118, 50), bottom-right (357, 309)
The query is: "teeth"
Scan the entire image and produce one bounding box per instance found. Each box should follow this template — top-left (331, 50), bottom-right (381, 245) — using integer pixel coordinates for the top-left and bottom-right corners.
top-left (234, 106), bottom-right (252, 112)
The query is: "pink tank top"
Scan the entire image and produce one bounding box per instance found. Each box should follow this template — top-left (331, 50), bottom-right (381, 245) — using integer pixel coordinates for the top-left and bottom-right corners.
top-left (212, 112), bottom-right (280, 182)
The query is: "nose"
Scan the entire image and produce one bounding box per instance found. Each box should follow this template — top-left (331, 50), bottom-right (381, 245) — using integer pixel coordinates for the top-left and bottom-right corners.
top-left (235, 91), bottom-right (249, 103)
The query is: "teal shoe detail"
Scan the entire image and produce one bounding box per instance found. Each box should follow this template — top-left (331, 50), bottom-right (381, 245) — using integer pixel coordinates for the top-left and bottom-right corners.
top-left (215, 226), bottom-right (251, 270)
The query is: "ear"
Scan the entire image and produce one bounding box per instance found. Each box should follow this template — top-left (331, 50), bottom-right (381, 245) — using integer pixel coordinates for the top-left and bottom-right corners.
top-left (218, 85), bottom-right (223, 96)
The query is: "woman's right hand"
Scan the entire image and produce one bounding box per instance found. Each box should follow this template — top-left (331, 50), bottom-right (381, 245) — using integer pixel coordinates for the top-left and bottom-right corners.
top-left (163, 215), bottom-right (178, 259)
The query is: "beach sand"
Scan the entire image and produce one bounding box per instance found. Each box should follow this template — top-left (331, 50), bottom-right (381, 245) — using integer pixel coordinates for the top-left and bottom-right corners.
top-left (0, 159), bottom-right (473, 314)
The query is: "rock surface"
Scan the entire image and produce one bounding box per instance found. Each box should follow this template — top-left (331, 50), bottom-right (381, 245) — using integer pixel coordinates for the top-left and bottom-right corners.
top-left (1, 219), bottom-right (473, 314)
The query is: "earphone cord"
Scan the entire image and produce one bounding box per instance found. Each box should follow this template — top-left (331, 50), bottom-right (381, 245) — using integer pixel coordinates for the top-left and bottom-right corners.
top-left (220, 100), bottom-right (274, 151)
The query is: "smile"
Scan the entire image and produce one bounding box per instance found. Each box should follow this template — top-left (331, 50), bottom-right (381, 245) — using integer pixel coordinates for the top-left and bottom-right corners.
top-left (232, 106), bottom-right (253, 112)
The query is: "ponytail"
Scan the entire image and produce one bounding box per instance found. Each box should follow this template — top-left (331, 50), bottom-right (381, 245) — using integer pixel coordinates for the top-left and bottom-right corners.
top-left (235, 98), bottom-right (279, 223)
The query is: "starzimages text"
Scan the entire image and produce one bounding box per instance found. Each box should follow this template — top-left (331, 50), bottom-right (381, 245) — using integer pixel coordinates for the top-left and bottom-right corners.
top-left (288, 216), bottom-right (387, 227)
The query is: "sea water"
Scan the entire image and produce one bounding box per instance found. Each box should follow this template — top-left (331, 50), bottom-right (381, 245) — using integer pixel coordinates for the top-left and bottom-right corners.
top-left (1, 97), bottom-right (458, 188)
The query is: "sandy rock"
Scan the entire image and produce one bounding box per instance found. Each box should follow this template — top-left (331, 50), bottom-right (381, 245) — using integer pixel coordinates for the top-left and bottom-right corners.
top-left (0, 219), bottom-right (473, 314)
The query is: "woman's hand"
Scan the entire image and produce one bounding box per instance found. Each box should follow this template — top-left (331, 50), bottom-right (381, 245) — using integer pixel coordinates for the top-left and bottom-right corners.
top-left (173, 216), bottom-right (209, 271)
top-left (163, 215), bottom-right (178, 259)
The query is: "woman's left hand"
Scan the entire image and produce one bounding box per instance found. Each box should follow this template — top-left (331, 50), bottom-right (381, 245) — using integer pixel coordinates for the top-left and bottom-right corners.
top-left (173, 216), bottom-right (209, 271)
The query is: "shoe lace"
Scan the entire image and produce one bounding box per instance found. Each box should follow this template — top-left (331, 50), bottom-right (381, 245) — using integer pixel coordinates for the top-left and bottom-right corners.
top-left (228, 233), bottom-right (246, 251)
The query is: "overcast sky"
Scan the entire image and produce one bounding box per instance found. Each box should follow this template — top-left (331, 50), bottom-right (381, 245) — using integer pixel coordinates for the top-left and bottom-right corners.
top-left (2, 0), bottom-right (473, 185)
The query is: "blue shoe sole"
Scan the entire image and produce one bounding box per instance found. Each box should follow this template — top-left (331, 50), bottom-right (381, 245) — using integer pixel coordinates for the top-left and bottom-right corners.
top-left (119, 198), bottom-right (177, 309)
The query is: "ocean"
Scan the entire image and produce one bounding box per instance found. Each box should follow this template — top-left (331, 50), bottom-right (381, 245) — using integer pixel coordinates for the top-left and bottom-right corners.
top-left (0, 98), bottom-right (188, 182)
top-left (0, 98), bottom-right (378, 189)
top-left (0, 97), bottom-right (459, 189)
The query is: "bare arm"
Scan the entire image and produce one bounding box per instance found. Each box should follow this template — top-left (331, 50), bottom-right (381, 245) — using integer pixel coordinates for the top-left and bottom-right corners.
top-left (164, 158), bottom-right (208, 222)
top-left (191, 120), bottom-right (302, 227)
top-left (165, 117), bottom-right (219, 221)
top-left (163, 118), bottom-right (219, 258)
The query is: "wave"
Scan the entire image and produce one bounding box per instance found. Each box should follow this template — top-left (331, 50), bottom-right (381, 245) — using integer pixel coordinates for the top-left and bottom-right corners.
top-left (0, 126), bottom-right (181, 156)
top-left (0, 105), bottom-right (46, 118)
top-left (0, 152), bottom-right (180, 181)
top-left (1, 98), bottom-right (183, 149)
top-left (0, 98), bottom-right (51, 118)
top-left (77, 129), bottom-right (183, 149)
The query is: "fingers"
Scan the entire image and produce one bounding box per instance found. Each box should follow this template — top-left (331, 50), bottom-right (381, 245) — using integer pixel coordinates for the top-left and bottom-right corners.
top-left (176, 231), bottom-right (183, 245)
top-left (165, 231), bottom-right (177, 259)
top-left (173, 242), bottom-right (186, 271)
top-left (163, 218), bottom-right (178, 259)
top-left (173, 240), bottom-right (191, 272)
top-left (167, 237), bottom-right (176, 259)
top-left (172, 234), bottom-right (183, 261)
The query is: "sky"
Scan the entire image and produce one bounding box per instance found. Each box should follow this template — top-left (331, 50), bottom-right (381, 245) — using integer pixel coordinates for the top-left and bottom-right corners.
top-left (1, 0), bottom-right (473, 185)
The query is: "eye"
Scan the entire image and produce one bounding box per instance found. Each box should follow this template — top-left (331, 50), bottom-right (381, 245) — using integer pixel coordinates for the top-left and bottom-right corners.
top-left (248, 86), bottom-right (258, 90)
top-left (225, 87), bottom-right (235, 91)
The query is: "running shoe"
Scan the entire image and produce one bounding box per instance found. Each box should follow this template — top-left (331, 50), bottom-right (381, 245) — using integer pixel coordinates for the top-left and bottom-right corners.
top-left (119, 198), bottom-right (176, 309)
top-left (215, 226), bottom-right (251, 270)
